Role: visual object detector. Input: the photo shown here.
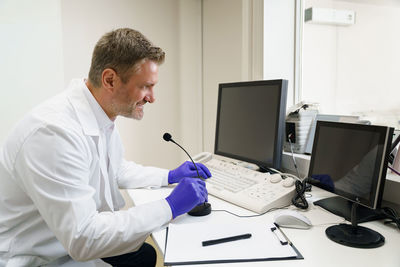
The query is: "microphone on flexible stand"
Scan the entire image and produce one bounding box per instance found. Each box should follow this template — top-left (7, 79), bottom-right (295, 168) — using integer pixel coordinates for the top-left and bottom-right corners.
top-left (163, 132), bottom-right (211, 216)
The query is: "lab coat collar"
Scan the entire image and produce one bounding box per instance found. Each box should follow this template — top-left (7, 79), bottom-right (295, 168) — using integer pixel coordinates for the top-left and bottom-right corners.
top-left (81, 81), bottom-right (115, 132)
top-left (66, 79), bottom-right (100, 137)
top-left (66, 79), bottom-right (118, 211)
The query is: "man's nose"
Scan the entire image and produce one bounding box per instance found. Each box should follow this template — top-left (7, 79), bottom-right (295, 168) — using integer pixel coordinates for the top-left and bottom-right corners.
top-left (144, 91), bottom-right (155, 103)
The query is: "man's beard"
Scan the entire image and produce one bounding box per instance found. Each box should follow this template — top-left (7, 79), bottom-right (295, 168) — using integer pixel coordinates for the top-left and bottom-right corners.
top-left (111, 101), bottom-right (144, 120)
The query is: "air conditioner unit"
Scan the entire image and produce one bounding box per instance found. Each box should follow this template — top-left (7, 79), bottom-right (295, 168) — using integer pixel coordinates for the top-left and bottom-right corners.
top-left (305, 7), bottom-right (355, 26)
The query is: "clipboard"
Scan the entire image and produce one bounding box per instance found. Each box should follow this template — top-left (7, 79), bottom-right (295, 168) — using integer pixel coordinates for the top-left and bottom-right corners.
top-left (163, 215), bottom-right (303, 266)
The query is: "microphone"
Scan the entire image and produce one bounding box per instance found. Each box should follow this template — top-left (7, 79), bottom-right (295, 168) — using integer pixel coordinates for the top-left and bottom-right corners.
top-left (163, 133), bottom-right (201, 178)
top-left (163, 132), bottom-right (211, 216)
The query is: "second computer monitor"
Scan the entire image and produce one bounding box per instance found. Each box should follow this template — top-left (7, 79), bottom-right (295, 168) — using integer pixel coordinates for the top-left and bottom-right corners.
top-left (307, 121), bottom-right (393, 248)
top-left (309, 121), bottom-right (393, 213)
top-left (214, 79), bottom-right (288, 170)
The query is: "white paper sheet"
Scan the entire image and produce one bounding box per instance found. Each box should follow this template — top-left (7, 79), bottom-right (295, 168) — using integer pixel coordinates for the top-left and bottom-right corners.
top-left (164, 213), bottom-right (299, 264)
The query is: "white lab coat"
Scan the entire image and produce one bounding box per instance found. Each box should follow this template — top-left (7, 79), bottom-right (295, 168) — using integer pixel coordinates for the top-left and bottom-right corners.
top-left (0, 79), bottom-right (172, 266)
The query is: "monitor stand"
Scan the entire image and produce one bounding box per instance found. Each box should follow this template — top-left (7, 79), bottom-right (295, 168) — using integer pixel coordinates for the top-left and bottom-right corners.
top-left (314, 196), bottom-right (384, 223)
top-left (321, 201), bottom-right (385, 248)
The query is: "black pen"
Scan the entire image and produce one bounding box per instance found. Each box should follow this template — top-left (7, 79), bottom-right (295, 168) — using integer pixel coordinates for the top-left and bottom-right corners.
top-left (202, 233), bottom-right (252, 247)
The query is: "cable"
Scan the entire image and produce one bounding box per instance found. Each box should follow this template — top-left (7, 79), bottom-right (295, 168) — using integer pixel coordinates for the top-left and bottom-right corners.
top-left (262, 164), bottom-right (303, 182)
top-left (258, 165), bottom-right (279, 174)
top-left (287, 133), bottom-right (301, 180)
top-left (388, 166), bottom-right (400, 176)
top-left (286, 133), bottom-right (312, 209)
top-left (280, 172), bottom-right (303, 181)
top-left (212, 205), bottom-right (290, 218)
top-left (380, 206), bottom-right (400, 230)
top-left (291, 179), bottom-right (309, 209)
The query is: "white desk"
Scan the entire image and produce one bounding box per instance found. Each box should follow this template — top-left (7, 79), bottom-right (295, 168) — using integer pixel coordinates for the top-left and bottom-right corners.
top-left (128, 186), bottom-right (400, 267)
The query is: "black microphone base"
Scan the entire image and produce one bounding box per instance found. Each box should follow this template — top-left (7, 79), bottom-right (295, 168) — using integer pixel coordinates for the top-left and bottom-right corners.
top-left (188, 202), bottom-right (211, 217)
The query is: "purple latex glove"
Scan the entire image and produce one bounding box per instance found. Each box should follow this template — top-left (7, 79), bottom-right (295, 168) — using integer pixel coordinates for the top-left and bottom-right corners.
top-left (165, 177), bottom-right (208, 219)
top-left (168, 161), bottom-right (212, 184)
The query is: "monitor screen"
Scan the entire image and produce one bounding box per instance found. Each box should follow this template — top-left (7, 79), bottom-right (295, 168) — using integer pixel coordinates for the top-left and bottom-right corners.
top-left (214, 80), bottom-right (288, 170)
top-left (308, 121), bottom-right (393, 209)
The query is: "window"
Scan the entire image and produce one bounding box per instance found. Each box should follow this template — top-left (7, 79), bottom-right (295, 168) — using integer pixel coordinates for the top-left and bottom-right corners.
top-left (300, 0), bottom-right (400, 128)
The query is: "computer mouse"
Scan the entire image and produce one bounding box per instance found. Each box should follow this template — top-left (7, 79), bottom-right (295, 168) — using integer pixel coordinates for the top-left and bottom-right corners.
top-left (274, 210), bottom-right (312, 229)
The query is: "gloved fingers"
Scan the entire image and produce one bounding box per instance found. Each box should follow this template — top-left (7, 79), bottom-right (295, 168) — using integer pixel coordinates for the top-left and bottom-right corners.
top-left (194, 187), bottom-right (207, 204)
top-left (194, 181), bottom-right (208, 203)
top-left (186, 162), bottom-right (211, 179)
top-left (169, 162), bottom-right (196, 183)
top-left (183, 161), bottom-right (193, 168)
top-left (166, 177), bottom-right (211, 219)
top-left (178, 177), bottom-right (205, 191)
top-left (176, 161), bottom-right (212, 179)
top-left (195, 168), bottom-right (209, 179)
top-left (193, 178), bottom-right (206, 187)
top-left (196, 163), bottom-right (212, 178)
top-left (200, 187), bottom-right (208, 203)
top-left (168, 170), bottom-right (177, 184)
top-left (186, 169), bottom-right (202, 178)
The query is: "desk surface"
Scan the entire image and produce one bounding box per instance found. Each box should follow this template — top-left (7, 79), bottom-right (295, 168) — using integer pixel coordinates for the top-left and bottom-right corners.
top-left (128, 186), bottom-right (400, 267)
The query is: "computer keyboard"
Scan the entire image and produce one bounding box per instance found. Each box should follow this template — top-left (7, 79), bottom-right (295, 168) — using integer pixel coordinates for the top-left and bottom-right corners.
top-left (206, 167), bottom-right (257, 193)
top-left (194, 153), bottom-right (296, 214)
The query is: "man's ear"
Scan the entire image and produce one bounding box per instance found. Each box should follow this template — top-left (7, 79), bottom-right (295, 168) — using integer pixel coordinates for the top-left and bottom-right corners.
top-left (101, 68), bottom-right (118, 92)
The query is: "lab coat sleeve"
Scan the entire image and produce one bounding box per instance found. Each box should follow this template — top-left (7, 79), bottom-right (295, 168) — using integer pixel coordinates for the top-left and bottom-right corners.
top-left (15, 125), bottom-right (172, 261)
top-left (116, 159), bottom-right (169, 189)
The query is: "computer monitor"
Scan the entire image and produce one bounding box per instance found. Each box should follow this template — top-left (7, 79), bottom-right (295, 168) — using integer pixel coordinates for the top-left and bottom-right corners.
top-left (307, 121), bottom-right (393, 248)
top-left (214, 79), bottom-right (288, 171)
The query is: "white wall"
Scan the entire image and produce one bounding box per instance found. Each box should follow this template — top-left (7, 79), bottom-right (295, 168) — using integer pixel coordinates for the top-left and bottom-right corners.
top-left (0, 0), bottom-right (64, 144)
top-left (1, 0), bottom-right (204, 169)
top-left (302, 0), bottom-right (400, 128)
top-left (202, 0), bottom-right (264, 152)
top-left (177, 0), bottom-right (204, 157)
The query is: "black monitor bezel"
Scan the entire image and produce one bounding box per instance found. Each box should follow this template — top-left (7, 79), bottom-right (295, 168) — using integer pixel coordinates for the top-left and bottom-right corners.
top-left (213, 79), bottom-right (288, 170)
top-left (308, 121), bottom-right (393, 210)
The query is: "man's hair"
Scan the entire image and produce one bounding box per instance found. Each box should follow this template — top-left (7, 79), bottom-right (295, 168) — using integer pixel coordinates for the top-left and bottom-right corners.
top-left (88, 28), bottom-right (165, 88)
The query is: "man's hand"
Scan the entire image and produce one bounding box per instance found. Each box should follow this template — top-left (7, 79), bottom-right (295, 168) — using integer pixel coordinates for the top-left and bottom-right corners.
top-left (165, 178), bottom-right (208, 219)
top-left (168, 161), bottom-right (211, 184)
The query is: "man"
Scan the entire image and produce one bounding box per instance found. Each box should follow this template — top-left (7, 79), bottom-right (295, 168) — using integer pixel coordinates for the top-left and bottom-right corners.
top-left (0, 28), bottom-right (211, 266)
